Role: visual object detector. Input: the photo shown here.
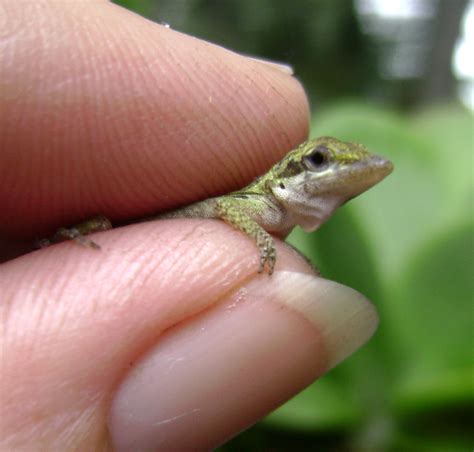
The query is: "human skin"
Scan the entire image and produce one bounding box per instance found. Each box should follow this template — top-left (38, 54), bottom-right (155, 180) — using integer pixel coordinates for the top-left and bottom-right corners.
top-left (0, 2), bottom-right (379, 450)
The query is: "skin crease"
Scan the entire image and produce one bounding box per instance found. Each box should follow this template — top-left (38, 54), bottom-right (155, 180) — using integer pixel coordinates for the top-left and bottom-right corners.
top-left (0, 2), bottom-right (380, 451)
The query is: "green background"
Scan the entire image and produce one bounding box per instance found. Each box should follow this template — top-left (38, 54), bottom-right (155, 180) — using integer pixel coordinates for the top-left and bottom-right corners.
top-left (115, 1), bottom-right (473, 450)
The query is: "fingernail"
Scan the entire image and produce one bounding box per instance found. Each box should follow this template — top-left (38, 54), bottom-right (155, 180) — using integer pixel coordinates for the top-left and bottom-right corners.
top-left (262, 271), bottom-right (379, 369)
top-left (108, 271), bottom-right (378, 450)
top-left (245, 55), bottom-right (294, 75)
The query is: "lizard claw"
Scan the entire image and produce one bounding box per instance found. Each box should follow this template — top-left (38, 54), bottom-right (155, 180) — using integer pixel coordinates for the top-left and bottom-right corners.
top-left (267, 247), bottom-right (276, 275)
top-left (257, 233), bottom-right (276, 275)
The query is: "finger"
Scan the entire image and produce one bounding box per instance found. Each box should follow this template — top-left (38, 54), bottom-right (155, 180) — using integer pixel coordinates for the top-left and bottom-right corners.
top-left (1, 1), bottom-right (309, 239)
top-left (109, 272), bottom-right (378, 450)
top-left (0, 222), bottom-right (377, 449)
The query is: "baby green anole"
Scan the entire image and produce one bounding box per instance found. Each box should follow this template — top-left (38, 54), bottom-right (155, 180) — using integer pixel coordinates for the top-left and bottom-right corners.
top-left (39, 136), bottom-right (393, 274)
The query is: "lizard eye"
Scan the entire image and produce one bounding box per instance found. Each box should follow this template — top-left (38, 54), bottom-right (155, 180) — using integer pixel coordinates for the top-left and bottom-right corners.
top-left (306, 145), bottom-right (330, 170)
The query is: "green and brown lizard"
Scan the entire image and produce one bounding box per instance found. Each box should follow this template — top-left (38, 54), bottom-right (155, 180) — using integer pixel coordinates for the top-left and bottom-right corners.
top-left (38, 136), bottom-right (393, 274)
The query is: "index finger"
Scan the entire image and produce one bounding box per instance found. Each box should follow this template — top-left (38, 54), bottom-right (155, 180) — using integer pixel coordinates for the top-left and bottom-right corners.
top-left (0, 1), bottom-right (309, 240)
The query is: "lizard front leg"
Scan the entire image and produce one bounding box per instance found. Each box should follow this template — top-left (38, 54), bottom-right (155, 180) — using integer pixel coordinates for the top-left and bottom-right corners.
top-left (216, 198), bottom-right (276, 274)
top-left (36, 215), bottom-right (112, 249)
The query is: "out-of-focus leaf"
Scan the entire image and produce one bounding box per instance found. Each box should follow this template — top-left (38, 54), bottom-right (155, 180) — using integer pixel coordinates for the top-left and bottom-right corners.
top-left (115, 0), bottom-right (154, 16)
top-left (391, 220), bottom-right (474, 406)
top-left (310, 102), bottom-right (464, 282)
top-left (283, 208), bottom-right (394, 441)
top-left (264, 376), bottom-right (361, 431)
top-left (300, 207), bottom-right (384, 302)
top-left (393, 427), bottom-right (474, 452)
top-left (281, 103), bottom-right (473, 448)
top-left (409, 105), bottom-right (473, 208)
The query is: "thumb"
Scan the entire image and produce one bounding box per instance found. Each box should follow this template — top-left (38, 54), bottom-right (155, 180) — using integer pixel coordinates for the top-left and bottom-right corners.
top-left (1, 222), bottom-right (378, 450)
top-left (109, 270), bottom-right (378, 450)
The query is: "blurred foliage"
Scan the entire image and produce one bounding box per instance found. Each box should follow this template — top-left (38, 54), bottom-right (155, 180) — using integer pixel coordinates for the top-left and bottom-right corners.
top-left (115, 0), bottom-right (377, 107)
top-left (114, 1), bottom-right (473, 450)
top-left (280, 103), bottom-right (473, 451)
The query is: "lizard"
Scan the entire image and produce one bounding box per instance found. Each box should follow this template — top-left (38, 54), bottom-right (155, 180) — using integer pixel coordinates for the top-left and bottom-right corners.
top-left (38, 136), bottom-right (393, 274)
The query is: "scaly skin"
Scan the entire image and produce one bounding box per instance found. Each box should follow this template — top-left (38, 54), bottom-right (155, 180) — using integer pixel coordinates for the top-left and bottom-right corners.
top-left (39, 137), bottom-right (393, 274)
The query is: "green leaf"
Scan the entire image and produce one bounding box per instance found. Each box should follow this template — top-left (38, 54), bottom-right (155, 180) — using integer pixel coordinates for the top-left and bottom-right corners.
top-left (391, 220), bottom-right (474, 406)
top-left (264, 376), bottom-right (361, 431)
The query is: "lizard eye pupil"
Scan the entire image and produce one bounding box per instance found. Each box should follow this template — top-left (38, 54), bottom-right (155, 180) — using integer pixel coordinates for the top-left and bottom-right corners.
top-left (308, 145), bottom-right (329, 168)
top-left (311, 152), bottom-right (325, 165)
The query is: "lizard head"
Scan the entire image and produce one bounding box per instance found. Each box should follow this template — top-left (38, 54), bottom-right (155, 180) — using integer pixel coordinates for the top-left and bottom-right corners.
top-left (269, 136), bottom-right (393, 232)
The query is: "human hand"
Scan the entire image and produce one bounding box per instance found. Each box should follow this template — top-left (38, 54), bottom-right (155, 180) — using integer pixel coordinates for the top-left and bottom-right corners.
top-left (0, 2), bottom-right (378, 450)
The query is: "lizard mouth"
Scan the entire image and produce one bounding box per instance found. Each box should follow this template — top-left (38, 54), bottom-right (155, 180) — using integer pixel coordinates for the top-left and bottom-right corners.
top-left (358, 153), bottom-right (393, 181)
top-left (357, 153), bottom-right (393, 177)
top-left (340, 154), bottom-right (394, 197)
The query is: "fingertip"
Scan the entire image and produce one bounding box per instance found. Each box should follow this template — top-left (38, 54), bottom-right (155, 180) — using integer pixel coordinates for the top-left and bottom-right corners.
top-left (1, 1), bottom-right (309, 238)
top-left (108, 269), bottom-right (378, 450)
